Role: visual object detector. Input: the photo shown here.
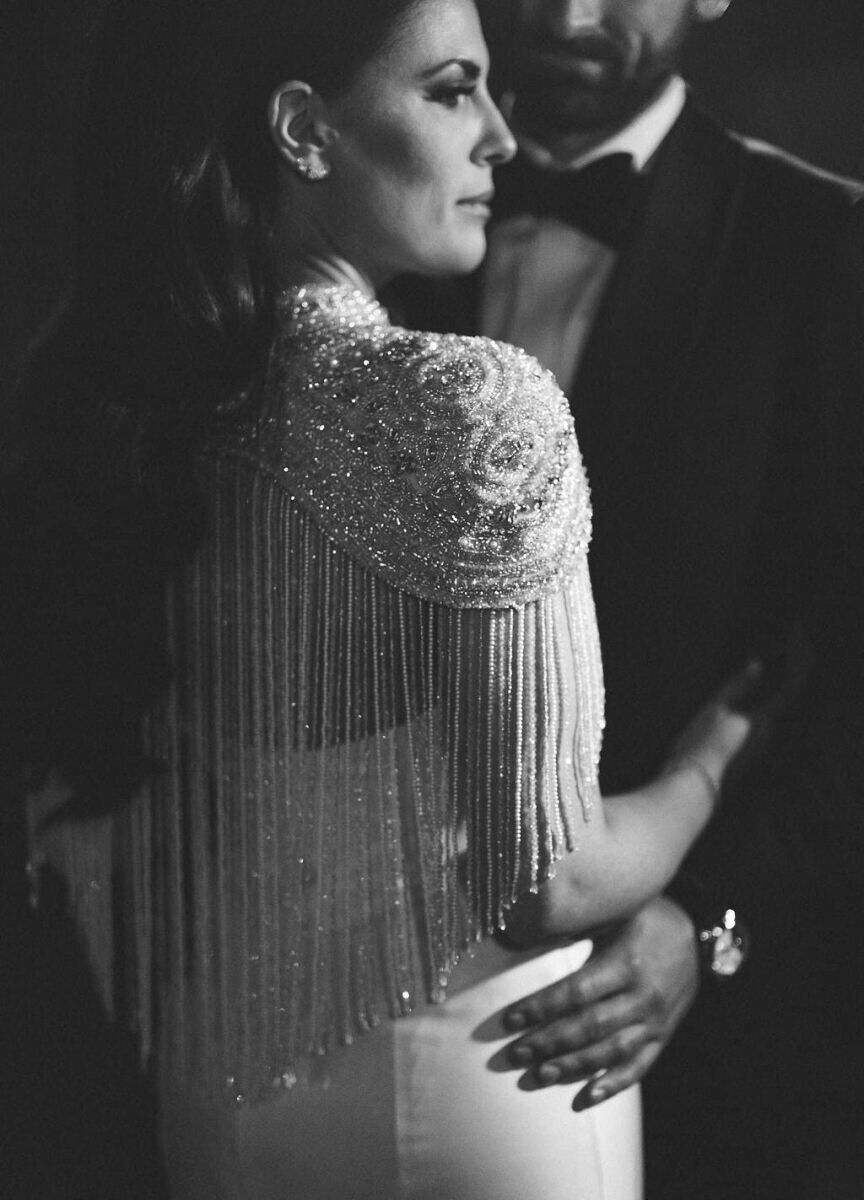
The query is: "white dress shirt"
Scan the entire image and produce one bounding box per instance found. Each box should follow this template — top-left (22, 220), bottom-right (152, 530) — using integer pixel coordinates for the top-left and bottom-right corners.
top-left (480, 77), bottom-right (687, 391)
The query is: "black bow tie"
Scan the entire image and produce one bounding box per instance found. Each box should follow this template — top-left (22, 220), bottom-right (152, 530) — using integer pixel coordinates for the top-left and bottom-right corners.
top-left (495, 152), bottom-right (647, 248)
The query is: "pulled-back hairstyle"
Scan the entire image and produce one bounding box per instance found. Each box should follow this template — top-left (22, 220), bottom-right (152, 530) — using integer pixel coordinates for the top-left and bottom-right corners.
top-left (1, 0), bottom-right (422, 809)
top-left (69, 0), bottom-right (421, 424)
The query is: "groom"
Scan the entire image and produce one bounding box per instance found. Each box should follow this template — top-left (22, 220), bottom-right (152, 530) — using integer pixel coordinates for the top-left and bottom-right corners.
top-left (397, 0), bottom-right (864, 1194)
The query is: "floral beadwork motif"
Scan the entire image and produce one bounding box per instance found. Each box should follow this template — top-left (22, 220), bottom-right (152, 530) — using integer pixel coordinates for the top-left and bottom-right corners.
top-left (227, 284), bottom-right (591, 609)
top-left (30, 282), bottom-right (605, 1108)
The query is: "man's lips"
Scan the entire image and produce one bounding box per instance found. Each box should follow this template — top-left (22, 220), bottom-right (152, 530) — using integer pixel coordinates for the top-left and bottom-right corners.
top-left (517, 31), bottom-right (630, 78)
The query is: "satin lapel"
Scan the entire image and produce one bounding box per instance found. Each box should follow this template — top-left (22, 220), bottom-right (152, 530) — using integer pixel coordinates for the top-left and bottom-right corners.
top-left (572, 104), bottom-right (747, 482)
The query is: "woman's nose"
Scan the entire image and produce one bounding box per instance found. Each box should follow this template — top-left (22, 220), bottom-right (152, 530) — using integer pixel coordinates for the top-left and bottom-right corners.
top-left (477, 99), bottom-right (517, 166)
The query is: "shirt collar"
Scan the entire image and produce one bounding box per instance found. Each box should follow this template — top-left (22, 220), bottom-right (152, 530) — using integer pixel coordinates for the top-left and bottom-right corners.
top-left (517, 75), bottom-right (687, 175)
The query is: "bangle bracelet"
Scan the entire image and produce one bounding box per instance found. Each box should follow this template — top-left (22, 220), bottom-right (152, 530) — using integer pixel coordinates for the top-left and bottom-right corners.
top-left (666, 754), bottom-right (720, 808)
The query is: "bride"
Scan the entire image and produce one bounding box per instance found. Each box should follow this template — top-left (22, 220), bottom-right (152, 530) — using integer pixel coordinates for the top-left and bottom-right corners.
top-left (9, 0), bottom-right (751, 1195)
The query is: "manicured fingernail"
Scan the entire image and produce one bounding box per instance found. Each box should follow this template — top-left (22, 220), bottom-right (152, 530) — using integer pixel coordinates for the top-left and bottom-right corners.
top-left (537, 1063), bottom-right (561, 1085)
top-left (503, 1011), bottom-right (527, 1031)
top-left (510, 1044), bottom-right (534, 1065)
top-left (590, 1082), bottom-right (608, 1102)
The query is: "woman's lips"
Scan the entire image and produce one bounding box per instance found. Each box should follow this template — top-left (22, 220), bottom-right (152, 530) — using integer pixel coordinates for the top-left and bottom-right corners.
top-left (458, 190), bottom-right (495, 216)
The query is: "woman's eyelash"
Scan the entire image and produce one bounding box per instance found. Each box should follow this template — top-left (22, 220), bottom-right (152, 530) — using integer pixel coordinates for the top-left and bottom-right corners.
top-left (429, 84), bottom-right (476, 107)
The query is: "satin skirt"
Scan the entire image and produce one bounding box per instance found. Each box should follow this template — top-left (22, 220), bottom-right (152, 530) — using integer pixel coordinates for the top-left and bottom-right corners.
top-left (162, 937), bottom-right (642, 1200)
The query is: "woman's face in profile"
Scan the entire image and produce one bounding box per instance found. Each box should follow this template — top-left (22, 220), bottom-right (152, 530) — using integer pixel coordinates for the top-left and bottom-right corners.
top-left (321, 0), bottom-right (516, 283)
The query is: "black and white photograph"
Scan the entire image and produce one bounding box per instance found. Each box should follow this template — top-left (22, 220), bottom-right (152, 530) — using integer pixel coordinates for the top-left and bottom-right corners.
top-left (2, 1), bottom-right (863, 1197)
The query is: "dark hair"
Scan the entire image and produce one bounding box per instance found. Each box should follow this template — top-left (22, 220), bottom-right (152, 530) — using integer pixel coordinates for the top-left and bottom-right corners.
top-left (1, 0), bottom-right (422, 810)
top-left (72, 0), bottom-right (421, 426)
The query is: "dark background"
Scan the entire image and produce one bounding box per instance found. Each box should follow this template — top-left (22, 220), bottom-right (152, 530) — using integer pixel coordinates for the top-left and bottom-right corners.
top-left (2, 0), bottom-right (864, 400)
top-left (1, 2), bottom-right (862, 1194)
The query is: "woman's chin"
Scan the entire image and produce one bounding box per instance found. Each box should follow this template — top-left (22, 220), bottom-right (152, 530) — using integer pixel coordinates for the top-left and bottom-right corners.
top-left (421, 238), bottom-right (488, 280)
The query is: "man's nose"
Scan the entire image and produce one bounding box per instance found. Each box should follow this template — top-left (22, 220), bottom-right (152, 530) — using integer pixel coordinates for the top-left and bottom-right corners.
top-left (529, 0), bottom-right (606, 39)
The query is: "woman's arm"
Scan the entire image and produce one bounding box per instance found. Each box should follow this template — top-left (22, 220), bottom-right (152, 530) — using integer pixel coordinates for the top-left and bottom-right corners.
top-left (498, 599), bottom-right (754, 943)
top-left (504, 759), bottom-right (735, 944)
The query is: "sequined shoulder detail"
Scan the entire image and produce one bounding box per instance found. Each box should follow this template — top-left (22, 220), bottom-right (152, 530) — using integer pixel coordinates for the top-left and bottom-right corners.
top-left (226, 285), bottom-right (591, 608)
top-left (31, 285), bottom-right (605, 1104)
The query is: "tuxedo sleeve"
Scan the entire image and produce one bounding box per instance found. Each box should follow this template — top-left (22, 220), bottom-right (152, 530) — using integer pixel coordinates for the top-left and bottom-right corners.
top-left (664, 194), bottom-right (864, 931)
top-left (808, 197), bottom-right (864, 834)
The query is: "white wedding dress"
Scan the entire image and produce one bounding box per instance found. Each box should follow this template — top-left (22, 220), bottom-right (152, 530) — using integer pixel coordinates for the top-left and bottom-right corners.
top-left (29, 285), bottom-right (641, 1199)
top-left (162, 936), bottom-right (641, 1200)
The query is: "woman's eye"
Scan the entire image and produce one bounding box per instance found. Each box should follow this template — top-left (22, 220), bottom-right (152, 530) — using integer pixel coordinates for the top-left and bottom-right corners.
top-left (429, 84), bottom-right (476, 108)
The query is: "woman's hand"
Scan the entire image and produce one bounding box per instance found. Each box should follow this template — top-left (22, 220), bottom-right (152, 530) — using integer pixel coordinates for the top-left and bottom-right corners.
top-left (658, 659), bottom-right (762, 807)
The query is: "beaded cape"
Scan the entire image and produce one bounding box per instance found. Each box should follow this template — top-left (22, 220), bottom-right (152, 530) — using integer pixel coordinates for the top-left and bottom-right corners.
top-left (28, 285), bottom-right (604, 1103)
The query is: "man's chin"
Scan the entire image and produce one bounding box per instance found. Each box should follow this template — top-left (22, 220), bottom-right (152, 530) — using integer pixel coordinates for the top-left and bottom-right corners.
top-left (513, 77), bottom-right (667, 143)
top-left (515, 94), bottom-right (632, 141)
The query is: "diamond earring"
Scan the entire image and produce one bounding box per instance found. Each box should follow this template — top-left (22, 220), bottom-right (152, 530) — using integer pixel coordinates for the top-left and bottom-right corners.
top-left (294, 157), bottom-right (330, 182)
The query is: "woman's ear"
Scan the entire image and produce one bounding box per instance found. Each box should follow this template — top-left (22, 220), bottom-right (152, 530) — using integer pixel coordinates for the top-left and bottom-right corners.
top-left (268, 81), bottom-right (333, 181)
top-left (693, 0), bottom-right (732, 21)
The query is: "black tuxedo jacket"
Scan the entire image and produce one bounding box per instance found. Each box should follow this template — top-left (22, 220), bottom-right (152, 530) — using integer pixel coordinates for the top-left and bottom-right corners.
top-left (394, 100), bottom-right (864, 1180)
top-left (395, 100), bottom-right (864, 805)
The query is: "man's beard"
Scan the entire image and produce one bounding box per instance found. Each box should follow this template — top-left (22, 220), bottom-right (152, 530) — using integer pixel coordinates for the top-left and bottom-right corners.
top-left (505, 25), bottom-right (685, 141)
top-left (511, 69), bottom-right (664, 138)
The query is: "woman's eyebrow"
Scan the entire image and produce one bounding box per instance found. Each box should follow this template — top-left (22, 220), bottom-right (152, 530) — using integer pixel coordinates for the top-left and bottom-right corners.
top-left (420, 58), bottom-right (481, 80)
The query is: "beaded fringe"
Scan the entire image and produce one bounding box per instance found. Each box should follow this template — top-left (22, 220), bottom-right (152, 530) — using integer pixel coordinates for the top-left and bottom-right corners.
top-left (28, 456), bottom-right (602, 1104)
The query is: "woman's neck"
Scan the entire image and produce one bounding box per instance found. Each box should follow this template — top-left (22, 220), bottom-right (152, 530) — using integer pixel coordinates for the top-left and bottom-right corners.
top-left (270, 181), bottom-right (381, 298)
top-left (278, 253), bottom-right (376, 299)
